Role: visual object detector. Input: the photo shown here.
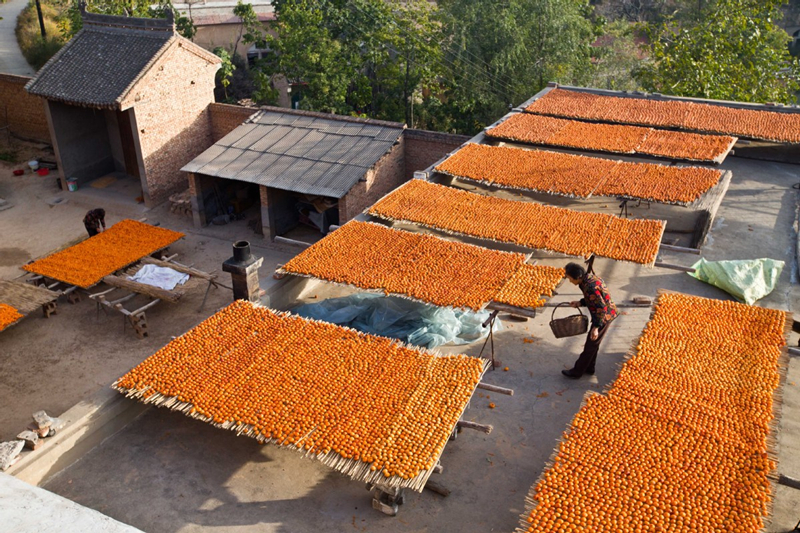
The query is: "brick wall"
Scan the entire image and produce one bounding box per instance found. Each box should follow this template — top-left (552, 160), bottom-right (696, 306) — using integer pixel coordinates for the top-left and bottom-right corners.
top-left (403, 128), bottom-right (470, 180)
top-left (341, 135), bottom-right (406, 221)
top-left (0, 74), bottom-right (51, 143)
top-left (125, 41), bottom-right (220, 206)
top-left (209, 103), bottom-right (259, 142)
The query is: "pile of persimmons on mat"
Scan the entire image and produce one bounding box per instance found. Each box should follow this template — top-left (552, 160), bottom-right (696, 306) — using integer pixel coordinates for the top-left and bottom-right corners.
top-left (22, 219), bottom-right (184, 288)
top-left (114, 300), bottom-right (485, 483)
top-left (278, 221), bottom-right (530, 310)
top-left (435, 143), bottom-right (722, 205)
top-left (486, 113), bottom-right (735, 162)
top-left (525, 88), bottom-right (800, 144)
top-left (519, 293), bottom-right (788, 533)
top-left (493, 264), bottom-right (564, 309)
top-left (368, 180), bottom-right (665, 265)
top-left (0, 303), bottom-right (23, 331)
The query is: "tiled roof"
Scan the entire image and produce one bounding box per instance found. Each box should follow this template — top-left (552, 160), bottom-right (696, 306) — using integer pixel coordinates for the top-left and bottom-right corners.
top-left (25, 9), bottom-right (219, 108)
top-left (182, 109), bottom-right (404, 198)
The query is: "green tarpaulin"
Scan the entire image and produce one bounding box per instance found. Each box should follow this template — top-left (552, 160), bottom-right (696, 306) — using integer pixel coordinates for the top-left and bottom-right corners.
top-left (688, 258), bottom-right (784, 305)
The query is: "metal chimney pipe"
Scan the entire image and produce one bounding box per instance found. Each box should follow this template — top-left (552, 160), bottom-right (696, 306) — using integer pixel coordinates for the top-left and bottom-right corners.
top-left (222, 240), bottom-right (263, 302)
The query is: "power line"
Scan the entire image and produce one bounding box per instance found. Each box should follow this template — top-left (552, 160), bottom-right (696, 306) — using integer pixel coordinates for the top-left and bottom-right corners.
top-left (343, 0), bottom-right (520, 102)
top-left (324, 0), bottom-right (519, 103)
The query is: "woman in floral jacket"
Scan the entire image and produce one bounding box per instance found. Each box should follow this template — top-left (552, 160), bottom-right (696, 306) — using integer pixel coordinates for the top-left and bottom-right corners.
top-left (562, 262), bottom-right (617, 379)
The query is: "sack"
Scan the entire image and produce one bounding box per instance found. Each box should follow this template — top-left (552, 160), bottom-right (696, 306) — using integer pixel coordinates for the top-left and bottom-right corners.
top-left (688, 258), bottom-right (784, 305)
top-left (549, 303), bottom-right (589, 339)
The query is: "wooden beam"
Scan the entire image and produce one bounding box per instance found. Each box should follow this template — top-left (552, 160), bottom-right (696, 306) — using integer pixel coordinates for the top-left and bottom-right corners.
top-left (140, 257), bottom-right (216, 281)
top-left (456, 420), bottom-right (493, 434)
top-left (129, 299), bottom-right (161, 317)
top-left (654, 262), bottom-right (696, 273)
top-left (424, 480), bottom-right (451, 497)
top-left (778, 474), bottom-right (800, 491)
top-left (477, 383), bottom-right (514, 396)
top-left (486, 301), bottom-right (539, 319)
top-left (659, 243), bottom-right (701, 255)
top-left (101, 275), bottom-right (181, 303)
top-left (542, 302), bottom-right (651, 308)
top-left (106, 293), bottom-right (136, 307)
top-left (88, 287), bottom-right (116, 299)
top-left (274, 236), bottom-right (312, 248)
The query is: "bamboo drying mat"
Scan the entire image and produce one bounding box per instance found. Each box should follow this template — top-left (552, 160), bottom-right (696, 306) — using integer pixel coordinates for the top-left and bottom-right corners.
top-left (514, 291), bottom-right (790, 533)
top-left (114, 302), bottom-right (489, 492)
top-left (0, 280), bottom-right (59, 315)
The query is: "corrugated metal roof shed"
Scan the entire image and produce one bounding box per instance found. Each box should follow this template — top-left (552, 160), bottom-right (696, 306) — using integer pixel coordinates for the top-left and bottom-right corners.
top-left (182, 110), bottom-right (404, 197)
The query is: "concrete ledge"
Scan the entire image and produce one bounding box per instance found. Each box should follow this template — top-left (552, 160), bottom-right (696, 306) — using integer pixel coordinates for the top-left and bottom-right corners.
top-left (0, 473), bottom-right (144, 532)
top-left (7, 387), bottom-right (148, 486)
top-left (261, 273), bottom-right (313, 310)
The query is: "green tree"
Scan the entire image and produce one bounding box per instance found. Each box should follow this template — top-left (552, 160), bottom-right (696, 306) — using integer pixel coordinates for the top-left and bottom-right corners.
top-left (433, 0), bottom-right (596, 132)
top-left (257, 0), bottom-right (442, 121)
top-left (637, 0), bottom-right (800, 103)
top-left (252, 0), bottom-right (595, 133)
top-left (588, 19), bottom-right (648, 91)
top-left (213, 47), bottom-right (236, 101)
top-left (232, 1), bottom-right (265, 56)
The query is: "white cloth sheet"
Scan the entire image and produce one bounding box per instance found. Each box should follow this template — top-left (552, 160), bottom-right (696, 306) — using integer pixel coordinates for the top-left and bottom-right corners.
top-left (128, 264), bottom-right (189, 291)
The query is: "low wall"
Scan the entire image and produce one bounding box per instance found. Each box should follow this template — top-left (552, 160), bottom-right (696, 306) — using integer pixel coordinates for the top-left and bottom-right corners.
top-left (208, 102), bottom-right (258, 142)
top-left (0, 73), bottom-right (51, 143)
top-left (403, 128), bottom-right (470, 180)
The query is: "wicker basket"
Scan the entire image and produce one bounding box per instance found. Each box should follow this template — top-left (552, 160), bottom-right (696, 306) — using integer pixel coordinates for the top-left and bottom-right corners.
top-left (549, 303), bottom-right (589, 339)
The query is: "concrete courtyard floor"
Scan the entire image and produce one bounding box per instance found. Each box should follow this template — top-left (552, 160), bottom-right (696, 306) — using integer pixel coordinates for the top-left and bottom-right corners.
top-left (1, 150), bottom-right (799, 532)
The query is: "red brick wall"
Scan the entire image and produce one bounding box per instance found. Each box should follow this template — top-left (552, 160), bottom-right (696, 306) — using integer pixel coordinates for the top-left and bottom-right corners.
top-left (403, 128), bottom-right (470, 180)
top-left (125, 41), bottom-right (220, 206)
top-left (209, 103), bottom-right (259, 142)
top-left (341, 135), bottom-right (405, 221)
top-left (0, 74), bottom-right (51, 143)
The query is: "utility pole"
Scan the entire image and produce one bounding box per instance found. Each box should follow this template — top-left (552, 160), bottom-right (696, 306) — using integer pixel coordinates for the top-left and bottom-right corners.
top-left (35, 0), bottom-right (46, 39)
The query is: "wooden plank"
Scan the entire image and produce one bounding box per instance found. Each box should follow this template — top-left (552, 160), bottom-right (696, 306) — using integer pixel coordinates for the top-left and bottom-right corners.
top-left (130, 299), bottom-right (161, 317)
top-left (778, 474), bottom-right (800, 491)
top-left (107, 293), bottom-right (137, 306)
top-left (486, 301), bottom-right (539, 319)
top-left (477, 383), bottom-right (514, 396)
top-left (140, 257), bottom-right (216, 281)
top-left (0, 280), bottom-right (59, 315)
top-left (456, 420), bottom-right (493, 434)
top-left (542, 302), bottom-right (652, 308)
top-left (654, 262), bottom-right (696, 273)
top-left (274, 236), bottom-right (313, 248)
top-left (88, 287), bottom-right (116, 299)
top-left (424, 480), bottom-right (451, 497)
top-left (659, 243), bottom-right (701, 255)
top-left (101, 275), bottom-right (181, 303)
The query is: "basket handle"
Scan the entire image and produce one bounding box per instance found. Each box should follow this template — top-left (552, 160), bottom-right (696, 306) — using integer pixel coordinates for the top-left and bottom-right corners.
top-left (551, 302), bottom-right (586, 321)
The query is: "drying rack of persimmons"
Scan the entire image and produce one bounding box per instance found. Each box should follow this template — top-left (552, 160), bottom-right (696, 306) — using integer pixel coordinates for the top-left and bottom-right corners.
top-left (113, 300), bottom-right (515, 515)
top-left (484, 112), bottom-right (738, 164)
top-left (0, 280), bottom-right (60, 334)
top-left (366, 179), bottom-right (669, 268)
top-left (275, 220), bottom-right (566, 323)
top-left (515, 291), bottom-right (791, 533)
top-left (522, 83), bottom-right (800, 145)
top-left (18, 220), bottom-right (186, 329)
top-left (87, 255), bottom-right (221, 339)
top-left (431, 142), bottom-right (733, 250)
